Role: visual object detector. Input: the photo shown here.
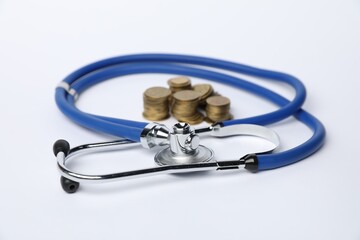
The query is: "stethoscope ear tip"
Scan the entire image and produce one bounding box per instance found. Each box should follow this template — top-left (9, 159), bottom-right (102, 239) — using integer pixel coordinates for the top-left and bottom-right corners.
top-left (54, 140), bottom-right (80, 193)
top-left (53, 139), bottom-right (70, 157)
top-left (60, 176), bottom-right (79, 194)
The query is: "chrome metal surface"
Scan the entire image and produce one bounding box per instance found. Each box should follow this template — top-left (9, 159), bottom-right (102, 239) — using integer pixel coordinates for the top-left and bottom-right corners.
top-left (55, 122), bottom-right (280, 186)
top-left (56, 141), bottom-right (239, 184)
top-left (57, 82), bottom-right (70, 92)
top-left (154, 122), bottom-right (213, 166)
top-left (57, 82), bottom-right (78, 100)
top-left (196, 123), bottom-right (280, 154)
top-left (169, 123), bottom-right (198, 154)
top-left (68, 88), bottom-right (78, 100)
top-left (67, 138), bottom-right (138, 161)
top-left (154, 145), bottom-right (214, 166)
top-left (140, 122), bottom-right (170, 148)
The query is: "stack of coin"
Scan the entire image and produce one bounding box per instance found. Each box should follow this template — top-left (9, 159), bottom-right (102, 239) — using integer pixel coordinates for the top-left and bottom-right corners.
top-left (167, 76), bottom-right (192, 93)
top-left (205, 96), bottom-right (232, 123)
top-left (171, 90), bottom-right (204, 124)
top-left (192, 84), bottom-right (214, 106)
top-left (143, 87), bottom-right (172, 121)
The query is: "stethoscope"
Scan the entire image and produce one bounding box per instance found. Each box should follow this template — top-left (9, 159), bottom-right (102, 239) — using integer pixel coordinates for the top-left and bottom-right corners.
top-left (53, 53), bottom-right (326, 193)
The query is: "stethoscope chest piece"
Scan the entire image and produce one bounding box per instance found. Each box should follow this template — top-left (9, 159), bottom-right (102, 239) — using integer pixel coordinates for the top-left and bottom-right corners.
top-left (154, 123), bottom-right (214, 166)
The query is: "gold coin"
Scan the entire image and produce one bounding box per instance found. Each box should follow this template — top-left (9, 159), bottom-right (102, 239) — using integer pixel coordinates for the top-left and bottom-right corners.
top-left (168, 76), bottom-right (192, 93)
top-left (172, 90), bottom-right (200, 102)
top-left (168, 76), bottom-right (191, 87)
top-left (192, 84), bottom-right (213, 99)
top-left (144, 87), bottom-right (171, 100)
top-left (143, 87), bottom-right (171, 121)
top-left (192, 84), bottom-right (214, 106)
top-left (205, 96), bottom-right (232, 122)
top-left (206, 95), bottom-right (230, 107)
top-left (174, 112), bottom-right (204, 125)
top-left (171, 90), bottom-right (204, 125)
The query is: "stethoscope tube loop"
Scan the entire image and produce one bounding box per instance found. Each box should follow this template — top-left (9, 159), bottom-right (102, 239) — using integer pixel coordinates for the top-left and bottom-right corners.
top-left (56, 54), bottom-right (307, 141)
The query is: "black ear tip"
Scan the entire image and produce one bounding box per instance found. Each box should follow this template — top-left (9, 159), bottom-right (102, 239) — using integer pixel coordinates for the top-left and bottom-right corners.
top-left (60, 176), bottom-right (80, 193)
top-left (53, 139), bottom-right (70, 156)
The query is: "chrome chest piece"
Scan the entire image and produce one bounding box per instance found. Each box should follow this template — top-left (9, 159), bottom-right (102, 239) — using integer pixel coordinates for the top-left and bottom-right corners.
top-left (153, 123), bottom-right (214, 166)
top-left (54, 122), bottom-right (279, 193)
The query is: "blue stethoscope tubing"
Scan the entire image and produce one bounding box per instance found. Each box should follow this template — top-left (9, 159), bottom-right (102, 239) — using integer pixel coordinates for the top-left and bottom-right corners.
top-left (55, 53), bottom-right (326, 171)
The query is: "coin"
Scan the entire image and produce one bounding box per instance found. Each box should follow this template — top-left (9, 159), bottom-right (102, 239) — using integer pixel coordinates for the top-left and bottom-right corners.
top-left (206, 95), bottom-right (230, 106)
top-left (167, 76), bottom-right (192, 93)
top-left (192, 84), bottom-right (214, 106)
top-left (143, 87), bottom-right (171, 121)
top-left (171, 90), bottom-right (204, 125)
top-left (205, 96), bottom-right (232, 123)
top-left (172, 90), bottom-right (200, 102)
top-left (144, 86), bottom-right (172, 100)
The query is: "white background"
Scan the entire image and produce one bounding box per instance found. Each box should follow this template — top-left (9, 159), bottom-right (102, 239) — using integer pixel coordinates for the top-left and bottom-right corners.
top-left (0, 0), bottom-right (359, 239)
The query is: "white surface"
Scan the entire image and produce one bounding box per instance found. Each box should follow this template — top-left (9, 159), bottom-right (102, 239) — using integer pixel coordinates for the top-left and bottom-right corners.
top-left (0, 0), bottom-right (359, 239)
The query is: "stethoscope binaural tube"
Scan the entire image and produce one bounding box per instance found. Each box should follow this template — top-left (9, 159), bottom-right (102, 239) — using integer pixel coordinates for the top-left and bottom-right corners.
top-left (55, 53), bottom-right (325, 171)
